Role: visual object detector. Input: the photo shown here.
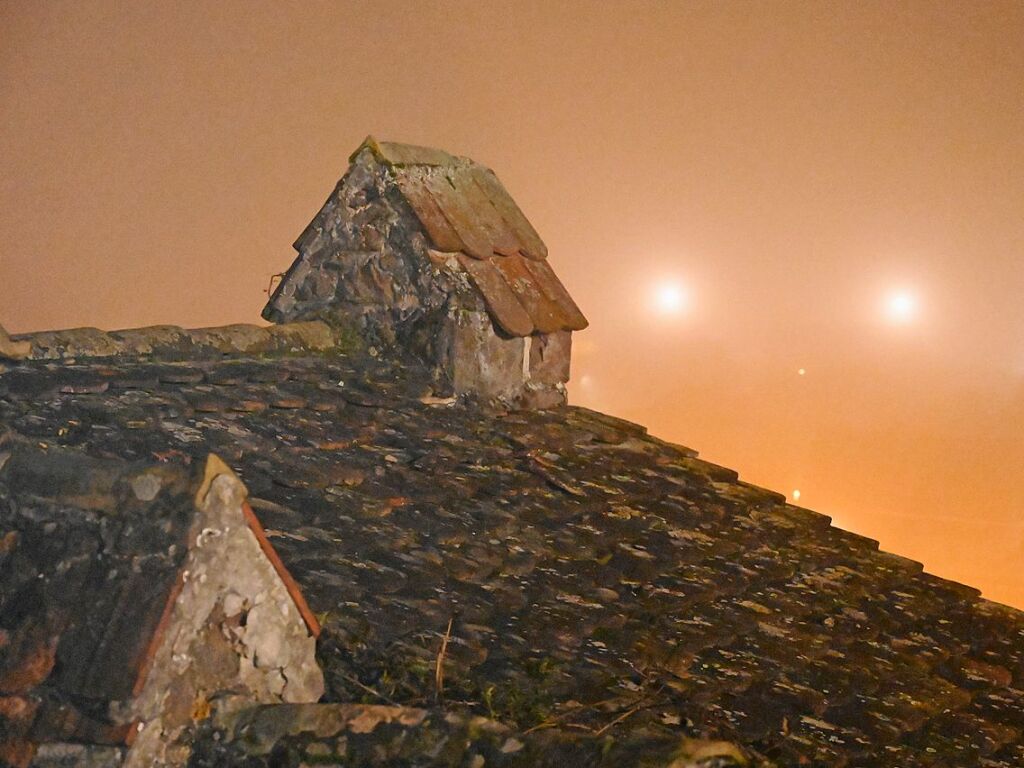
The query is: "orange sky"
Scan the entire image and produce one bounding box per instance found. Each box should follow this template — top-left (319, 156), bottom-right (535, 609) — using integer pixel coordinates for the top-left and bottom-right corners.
top-left (2, 1), bottom-right (1022, 607)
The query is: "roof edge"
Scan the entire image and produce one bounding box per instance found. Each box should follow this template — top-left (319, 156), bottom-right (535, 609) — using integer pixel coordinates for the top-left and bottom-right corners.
top-left (194, 454), bottom-right (321, 639)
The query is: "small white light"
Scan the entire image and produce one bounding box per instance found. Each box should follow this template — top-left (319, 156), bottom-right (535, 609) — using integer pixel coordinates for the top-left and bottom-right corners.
top-left (653, 282), bottom-right (688, 315)
top-left (797, 368), bottom-right (806, 376)
top-left (884, 290), bottom-right (919, 324)
top-left (792, 489), bottom-right (801, 502)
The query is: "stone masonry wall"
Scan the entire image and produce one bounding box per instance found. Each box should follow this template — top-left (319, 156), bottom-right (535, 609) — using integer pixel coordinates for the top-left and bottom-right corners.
top-left (450, 309), bottom-right (526, 401)
top-left (123, 459), bottom-right (323, 768)
top-left (450, 314), bottom-right (571, 407)
top-left (263, 150), bottom-right (456, 354)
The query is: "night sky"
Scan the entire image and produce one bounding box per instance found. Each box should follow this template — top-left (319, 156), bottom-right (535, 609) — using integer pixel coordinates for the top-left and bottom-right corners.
top-left (2, 1), bottom-right (1022, 607)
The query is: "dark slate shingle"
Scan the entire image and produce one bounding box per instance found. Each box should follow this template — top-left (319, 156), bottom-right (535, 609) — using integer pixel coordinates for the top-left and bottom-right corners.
top-left (2, 351), bottom-right (1023, 766)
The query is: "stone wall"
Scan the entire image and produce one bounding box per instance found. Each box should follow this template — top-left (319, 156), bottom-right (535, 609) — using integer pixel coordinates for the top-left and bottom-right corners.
top-left (263, 150), bottom-right (455, 353)
top-left (528, 331), bottom-right (571, 386)
top-left (450, 309), bottom-right (526, 400)
top-left (449, 316), bottom-right (571, 408)
top-left (123, 458), bottom-right (323, 768)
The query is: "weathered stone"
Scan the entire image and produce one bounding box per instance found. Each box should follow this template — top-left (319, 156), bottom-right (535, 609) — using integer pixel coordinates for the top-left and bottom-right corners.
top-left (451, 310), bottom-right (525, 400)
top-left (30, 744), bottom-right (124, 768)
top-left (224, 703), bottom-right (429, 755)
top-left (186, 325), bottom-right (271, 355)
top-left (265, 321), bottom-right (340, 353)
top-left (518, 381), bottom-right (567, 410)
top-left (0, 324), bottom-right (31, 361)
top-left (270, 397), bottom-right (306, 410)
top-left (22, 328), bottom-right (125, 360)
top-left (667, 738), bottom-right (749, 767)
top-left (125, 458), bottom-right (323, 768)
top-left (110, 325), bottom-right (193, 356)
top-left (10, 321), bottom-right (343, 364)
top-left (528, 330), bottom-right (571, 385)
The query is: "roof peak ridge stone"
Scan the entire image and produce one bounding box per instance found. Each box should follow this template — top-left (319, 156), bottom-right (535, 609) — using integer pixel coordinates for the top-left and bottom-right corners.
top-left (352, 135), bottom-right (468, 168)
top-left (0, 323), bottom-right (30, 360)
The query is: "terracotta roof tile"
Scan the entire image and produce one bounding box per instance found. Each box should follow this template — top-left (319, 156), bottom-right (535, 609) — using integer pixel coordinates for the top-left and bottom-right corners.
top-left (455, 254), bottom-right (535, 337)
top-left (393, 174), bottom-right (465, 253)
top-left (359, 137), bottom-right (582, 336)
top-left (456, 168), bottom-right (521, 257)
top-left (471, 166), bottom-right (547, 260)
top-left (419, 169), bottom-right (496, 260)
top-left (520, 257), bottom-right (589, 331)
top-left (491, 253), bottom-right (572, 334)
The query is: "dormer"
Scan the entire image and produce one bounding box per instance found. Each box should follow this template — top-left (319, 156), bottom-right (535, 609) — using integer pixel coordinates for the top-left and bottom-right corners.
top-left (263, 137), bottom-right (587, 408)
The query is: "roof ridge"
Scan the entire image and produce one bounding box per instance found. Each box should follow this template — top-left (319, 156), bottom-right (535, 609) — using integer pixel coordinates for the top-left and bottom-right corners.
top-left (1, 320), bottom-right (346, 363)
top-left (351, 135), bottom-right (465, 168)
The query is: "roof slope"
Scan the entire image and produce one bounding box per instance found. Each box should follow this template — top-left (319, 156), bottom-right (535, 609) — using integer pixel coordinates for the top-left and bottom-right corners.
top-left (0, 443), bottom-right (195, 762)
top-left (269, 137), bottom-right (588, 337)
top-left (1, 352), bottom-right (1023, 766)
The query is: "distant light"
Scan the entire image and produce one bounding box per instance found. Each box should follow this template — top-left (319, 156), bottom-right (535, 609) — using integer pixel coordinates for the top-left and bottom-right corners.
top-left (579, 374), bottom-right (593, 388)
top-left (884, 290), bottom-right (919, 324)
top-left (792, 489), bottom-right (801, 502)
top-left (797, 368), bottom-right (806, 376)
top-left (653, 281), bottom-right (688, 315)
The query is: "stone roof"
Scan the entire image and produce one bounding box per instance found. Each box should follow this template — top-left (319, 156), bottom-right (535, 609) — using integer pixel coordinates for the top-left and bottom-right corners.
top-left (0, 444), bottom-right (194, 759)
top-left (0, 440), bottom-right (322, 766)
top-left (1, 344), bottom-right (1022, 766)
top-left (269, 137), bottom-right (588, 337)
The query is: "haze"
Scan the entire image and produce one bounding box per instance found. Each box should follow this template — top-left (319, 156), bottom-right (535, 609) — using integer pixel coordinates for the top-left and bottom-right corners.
top-left (2, 1), bottom-right (1021, 607)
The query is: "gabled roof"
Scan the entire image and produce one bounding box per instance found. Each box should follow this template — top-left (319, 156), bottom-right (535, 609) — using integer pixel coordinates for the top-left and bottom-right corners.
top-left (354, 136), bottom-right (549, 261)
top-left (270, 137), bottom-right (588, 337)
top-left (2, 347), bottom-right (1022, 765)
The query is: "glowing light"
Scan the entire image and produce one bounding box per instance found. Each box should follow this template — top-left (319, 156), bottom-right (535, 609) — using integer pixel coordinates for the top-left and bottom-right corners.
top-left (579, 374), bottom-right (593, 388)
top-left (797, 368), bottom-right (806, 376)
top-left (652, 281), bottom-right (688, 315)
top-left (792, 489), bottom-right (801, 502)
top-left (884, 289), bottom-right (919, 324)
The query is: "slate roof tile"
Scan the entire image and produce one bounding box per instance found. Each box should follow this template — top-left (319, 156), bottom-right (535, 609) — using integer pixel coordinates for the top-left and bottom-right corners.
top-left (2, 351), bottom-right (1023, 765)
top-left (0, 445), bottom-right (197, 753)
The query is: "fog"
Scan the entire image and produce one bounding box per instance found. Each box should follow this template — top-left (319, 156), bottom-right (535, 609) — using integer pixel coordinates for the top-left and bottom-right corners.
top-left (2, 0), bottom-right (1021, 605)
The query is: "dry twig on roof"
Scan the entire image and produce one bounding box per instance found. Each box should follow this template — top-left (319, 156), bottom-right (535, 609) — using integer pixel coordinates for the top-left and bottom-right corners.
top-left (435, 616), bottom-right (454, 701)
